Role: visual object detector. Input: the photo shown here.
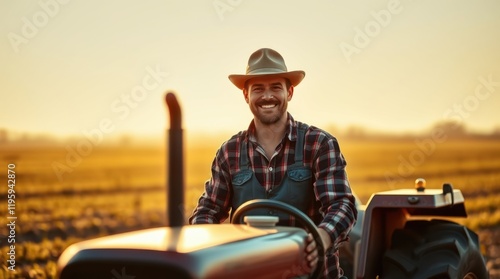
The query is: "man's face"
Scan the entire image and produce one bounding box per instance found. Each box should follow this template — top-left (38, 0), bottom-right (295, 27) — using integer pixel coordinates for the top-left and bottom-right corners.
top-left (244, 76), bottom-right (293, 126)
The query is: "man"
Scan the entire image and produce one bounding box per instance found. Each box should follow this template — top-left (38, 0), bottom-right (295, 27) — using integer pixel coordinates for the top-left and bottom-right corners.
top-left (189, 48), bottom-right (357, 278)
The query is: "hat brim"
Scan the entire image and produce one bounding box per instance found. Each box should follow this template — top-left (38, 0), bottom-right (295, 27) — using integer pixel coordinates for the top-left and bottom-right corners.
top-left (228, 70), bottom-right (305, 90)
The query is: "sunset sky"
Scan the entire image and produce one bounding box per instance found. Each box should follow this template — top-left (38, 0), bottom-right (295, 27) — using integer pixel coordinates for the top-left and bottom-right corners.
top-left (1, 0), bottom-right (500, 140)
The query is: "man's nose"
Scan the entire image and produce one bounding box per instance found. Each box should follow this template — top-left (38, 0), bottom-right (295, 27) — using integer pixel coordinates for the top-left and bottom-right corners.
top-left (262, 90), bottom-right (275, 100)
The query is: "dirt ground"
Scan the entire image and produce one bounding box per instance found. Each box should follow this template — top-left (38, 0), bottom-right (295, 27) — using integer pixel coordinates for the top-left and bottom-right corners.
top-left (479, 227), bottom-right (500, 279)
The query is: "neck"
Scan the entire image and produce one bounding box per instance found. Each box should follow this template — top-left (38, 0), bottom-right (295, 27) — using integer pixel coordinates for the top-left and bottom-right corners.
top-left (253, 114), bottom-right (288, 145)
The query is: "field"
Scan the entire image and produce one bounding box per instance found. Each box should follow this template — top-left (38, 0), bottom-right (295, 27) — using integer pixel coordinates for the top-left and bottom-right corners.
top-left (0, 136), bottom-right (499, 278)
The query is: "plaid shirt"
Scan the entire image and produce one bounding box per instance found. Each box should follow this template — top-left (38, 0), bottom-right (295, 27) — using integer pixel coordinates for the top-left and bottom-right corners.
top-left (189, 114), bottom-right (357, 252)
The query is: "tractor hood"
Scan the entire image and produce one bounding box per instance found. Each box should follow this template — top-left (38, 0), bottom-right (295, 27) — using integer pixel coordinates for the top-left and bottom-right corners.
top-left (58, 224), bottom-right (310, 279)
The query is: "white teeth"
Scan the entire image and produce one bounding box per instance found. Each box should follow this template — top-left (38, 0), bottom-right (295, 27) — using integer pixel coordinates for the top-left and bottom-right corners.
top-left (261, 104), bottom-right (276, 109)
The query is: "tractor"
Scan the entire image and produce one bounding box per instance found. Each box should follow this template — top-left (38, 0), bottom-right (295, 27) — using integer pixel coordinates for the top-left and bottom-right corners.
top-left (57, 93), bottom-right (489, 278)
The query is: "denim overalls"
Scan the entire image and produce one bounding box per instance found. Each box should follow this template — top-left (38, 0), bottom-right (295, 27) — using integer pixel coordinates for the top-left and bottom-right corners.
top-left (230, 125), bottom-right (316, 226)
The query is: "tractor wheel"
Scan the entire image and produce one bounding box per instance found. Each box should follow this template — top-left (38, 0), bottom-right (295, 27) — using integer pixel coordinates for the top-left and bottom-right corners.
top-left (382, 220), bottom-right (489, 279)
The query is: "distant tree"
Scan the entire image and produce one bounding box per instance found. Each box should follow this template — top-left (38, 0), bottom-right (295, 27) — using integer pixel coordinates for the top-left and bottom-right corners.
top-left (430, 121), bottom-right (467, 138)
top-left (492, 126), bottom-right (500, 137)
top-left (0, 129), bottom-right (7, 143)
top-left (345, 125), bottom-right (367, 139)
top-left (119, 134), bottom-right (132, 146)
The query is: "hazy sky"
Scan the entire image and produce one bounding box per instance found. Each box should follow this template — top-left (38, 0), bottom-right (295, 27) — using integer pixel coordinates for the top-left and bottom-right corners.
top-left (2, 0), bottom-right (500, 139)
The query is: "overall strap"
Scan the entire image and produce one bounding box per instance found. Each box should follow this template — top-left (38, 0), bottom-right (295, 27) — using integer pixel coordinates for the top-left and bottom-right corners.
top-left (294, 124), bottom-right (308, 164)
top-left (239, 135), bottom-right (250, 170)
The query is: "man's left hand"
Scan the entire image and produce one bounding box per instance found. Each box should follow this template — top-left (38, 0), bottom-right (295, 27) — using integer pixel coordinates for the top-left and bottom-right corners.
top-left (305, 233), bottom-right (319, 271)
top-left (304, 228), bottom-right (332, 271)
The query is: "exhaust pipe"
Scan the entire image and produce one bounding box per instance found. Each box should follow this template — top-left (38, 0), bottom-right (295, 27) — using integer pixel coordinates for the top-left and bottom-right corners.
top-left (165, 92), bottom-right (184, 227)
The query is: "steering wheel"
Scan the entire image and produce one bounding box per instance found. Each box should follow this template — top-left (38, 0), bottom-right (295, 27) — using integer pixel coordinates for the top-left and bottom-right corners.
top-left (231, 199), bottom-right (325, 279)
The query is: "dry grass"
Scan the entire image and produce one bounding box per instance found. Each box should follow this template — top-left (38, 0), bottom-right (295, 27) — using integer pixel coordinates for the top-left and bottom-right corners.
top-left (0, 137), bottom-right (499, 278)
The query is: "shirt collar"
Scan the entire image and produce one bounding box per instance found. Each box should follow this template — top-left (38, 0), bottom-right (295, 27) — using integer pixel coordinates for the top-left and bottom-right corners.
top-left (246, 113), bottom-right (298, 143)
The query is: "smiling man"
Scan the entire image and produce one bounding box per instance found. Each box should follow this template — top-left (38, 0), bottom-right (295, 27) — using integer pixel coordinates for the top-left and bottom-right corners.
top-left (189, 48), bottom-right (357, 279)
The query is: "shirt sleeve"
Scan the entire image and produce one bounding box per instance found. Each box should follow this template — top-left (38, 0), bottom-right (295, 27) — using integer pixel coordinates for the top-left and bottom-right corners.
top-left (188, 147), bottom-right (232, 224)
top-left (313, 136), bottom-right (358, 249)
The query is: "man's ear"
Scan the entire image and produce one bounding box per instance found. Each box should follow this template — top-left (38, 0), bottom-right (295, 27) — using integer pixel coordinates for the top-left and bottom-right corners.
top-left (243, 89), bottom-right (249, 103)
top-left (287, 86), bottom-right (294, 101)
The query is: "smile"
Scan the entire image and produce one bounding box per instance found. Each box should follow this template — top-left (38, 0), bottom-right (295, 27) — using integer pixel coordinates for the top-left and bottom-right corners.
top-left (260, 104), bottom-right (277, 109)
